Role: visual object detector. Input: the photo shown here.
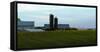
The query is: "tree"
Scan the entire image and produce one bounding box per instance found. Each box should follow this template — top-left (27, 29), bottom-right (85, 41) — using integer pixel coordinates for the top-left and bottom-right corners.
top-left (18, 18), bottom-right (21, 21)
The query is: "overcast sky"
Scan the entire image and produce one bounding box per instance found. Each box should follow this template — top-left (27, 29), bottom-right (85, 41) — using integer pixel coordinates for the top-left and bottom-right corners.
top-left (18, 3), bottom-right (96, 29)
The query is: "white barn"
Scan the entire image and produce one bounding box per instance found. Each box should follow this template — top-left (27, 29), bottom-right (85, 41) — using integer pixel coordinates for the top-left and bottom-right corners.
top-left (18, 21), bottom-right (34, 30)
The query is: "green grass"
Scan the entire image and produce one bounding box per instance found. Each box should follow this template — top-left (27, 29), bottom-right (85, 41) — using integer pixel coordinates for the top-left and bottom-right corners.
top-left (17, 30), bottom-right (97, 49)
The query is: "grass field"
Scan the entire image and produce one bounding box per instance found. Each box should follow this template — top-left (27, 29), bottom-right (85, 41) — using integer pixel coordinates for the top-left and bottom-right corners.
top-left (17, 30), bottom-right (97, 49)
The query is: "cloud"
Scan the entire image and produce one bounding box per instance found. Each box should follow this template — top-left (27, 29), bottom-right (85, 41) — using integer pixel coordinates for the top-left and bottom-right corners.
top-left (32, 16), bottom-right (49, 26)
top-left (18, 3), bottom-right (96, 28)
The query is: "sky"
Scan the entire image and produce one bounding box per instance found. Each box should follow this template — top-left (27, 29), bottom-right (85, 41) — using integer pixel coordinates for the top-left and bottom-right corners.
top-left (18, 3), bottom-right (96, 29)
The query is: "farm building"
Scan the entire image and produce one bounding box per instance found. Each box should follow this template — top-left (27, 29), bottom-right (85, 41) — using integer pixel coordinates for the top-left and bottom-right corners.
top-left (44, 24), bottom-right (70, 29)
top-left (18, 21), bottom-right (34, 29)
